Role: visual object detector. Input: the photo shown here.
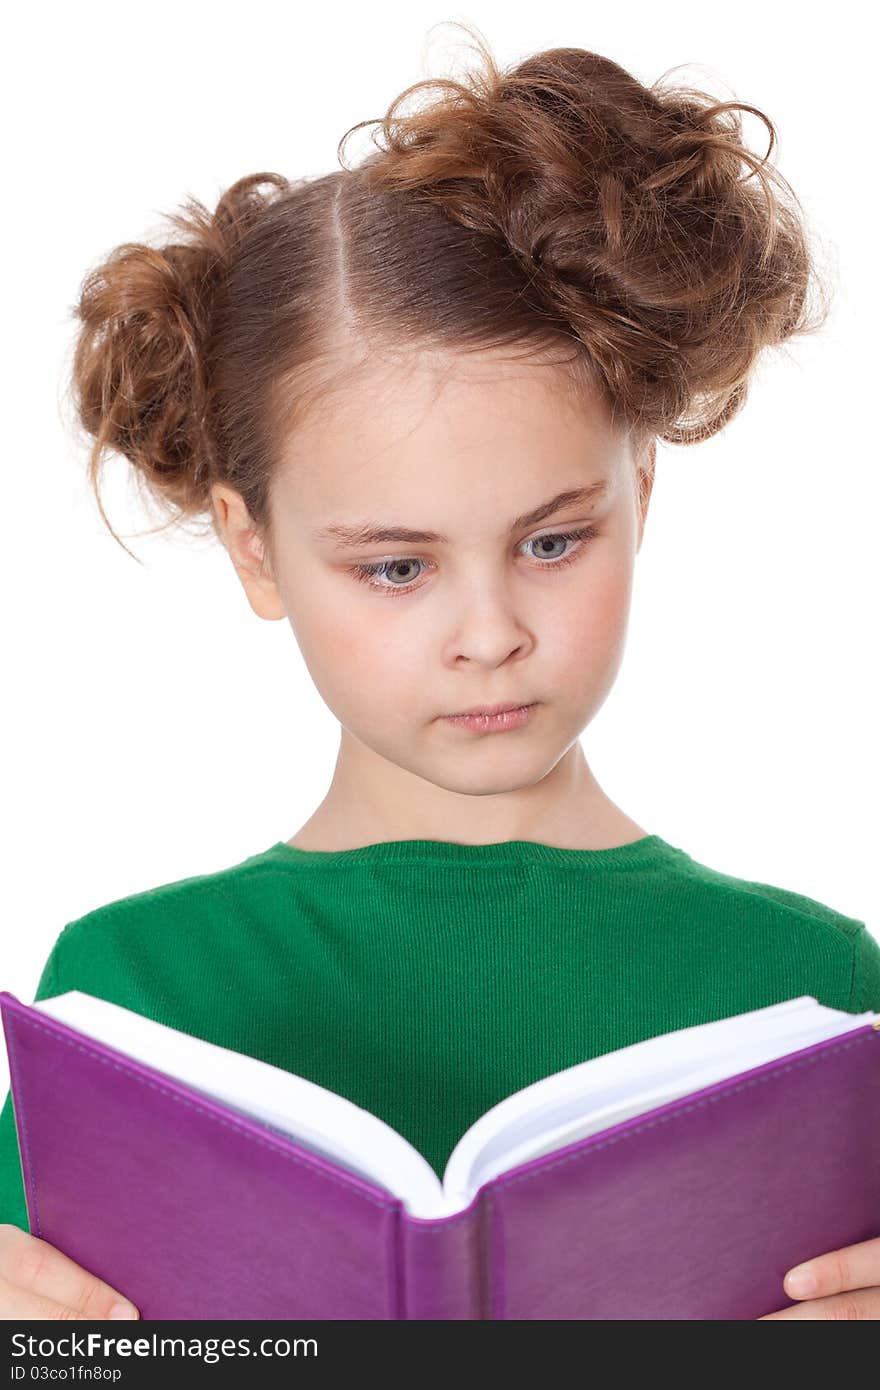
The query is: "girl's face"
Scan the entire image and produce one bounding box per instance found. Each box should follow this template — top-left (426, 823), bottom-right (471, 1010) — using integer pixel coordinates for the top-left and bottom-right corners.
top-left (211, 351), bottom-right (654, 807)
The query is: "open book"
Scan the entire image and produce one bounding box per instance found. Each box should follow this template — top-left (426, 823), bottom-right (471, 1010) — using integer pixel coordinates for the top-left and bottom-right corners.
top-left (2, 988), bottom-right (879, 1320)
top-left (19, 989), bottom-right (880, 1219)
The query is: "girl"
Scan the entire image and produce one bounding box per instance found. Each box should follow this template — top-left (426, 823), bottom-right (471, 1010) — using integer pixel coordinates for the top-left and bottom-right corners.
top-left (1, 27), bottom-right (878, 1321)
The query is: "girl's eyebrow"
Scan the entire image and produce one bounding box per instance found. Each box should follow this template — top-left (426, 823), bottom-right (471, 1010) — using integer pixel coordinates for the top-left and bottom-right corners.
top-left (311, 481), bottom-right (610, 548)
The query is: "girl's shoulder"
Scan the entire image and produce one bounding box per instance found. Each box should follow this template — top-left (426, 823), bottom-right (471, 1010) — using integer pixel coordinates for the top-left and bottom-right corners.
top-left (668, 845), bottom-right (867, 941)
top-left (33, 844), bottom-right (287, 1005)
top-left (50, 843), bottom-right (284, 950)
top-left (644, 844), bottom-right (878, 1011)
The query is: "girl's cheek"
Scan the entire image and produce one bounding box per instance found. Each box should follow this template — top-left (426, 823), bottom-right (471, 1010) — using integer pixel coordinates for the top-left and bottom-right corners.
top-left (550, 569), bottom-right (632, 650)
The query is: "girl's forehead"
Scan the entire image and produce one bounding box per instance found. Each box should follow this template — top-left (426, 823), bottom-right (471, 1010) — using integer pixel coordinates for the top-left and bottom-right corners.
top-left (274, 362), bottom-right (625, 510)
top-left (265, 347), bottom-right (637, 549)
top-left (280, 346), bottom-right (616, 447)
top-left (277, 447), bottom-right (626, 538)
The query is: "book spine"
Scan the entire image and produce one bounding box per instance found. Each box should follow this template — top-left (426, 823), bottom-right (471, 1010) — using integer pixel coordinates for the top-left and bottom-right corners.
top-left (400, 1198), bottom-right (488, 1319)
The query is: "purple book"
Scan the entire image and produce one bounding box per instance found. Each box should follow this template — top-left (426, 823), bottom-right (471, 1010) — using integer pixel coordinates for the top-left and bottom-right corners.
top-left (2, 988), bottom-right (879, 1320)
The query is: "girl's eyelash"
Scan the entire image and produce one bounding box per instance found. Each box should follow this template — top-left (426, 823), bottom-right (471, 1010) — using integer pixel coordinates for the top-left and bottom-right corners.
top-left (347, 525), bottom-right (600, 597)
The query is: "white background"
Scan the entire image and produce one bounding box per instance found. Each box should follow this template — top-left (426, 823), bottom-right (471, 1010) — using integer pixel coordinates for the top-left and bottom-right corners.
top-left (2, 1), bottom-right (876, 1095)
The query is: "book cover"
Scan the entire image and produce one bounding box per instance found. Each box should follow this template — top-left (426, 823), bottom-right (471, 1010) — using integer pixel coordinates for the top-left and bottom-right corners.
top-left (2, 989), bottom-right (879, 1319)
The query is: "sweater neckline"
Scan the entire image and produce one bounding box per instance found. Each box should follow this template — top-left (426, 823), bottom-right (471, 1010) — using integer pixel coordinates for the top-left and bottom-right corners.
top-left (264, 833), bottom-right (683, 870)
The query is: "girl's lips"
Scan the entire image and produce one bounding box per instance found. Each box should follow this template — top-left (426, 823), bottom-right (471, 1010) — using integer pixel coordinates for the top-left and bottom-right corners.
top-left (450, 702), bottom-right (530, 716)
top-left (442, 703), bottom-right (538, 733)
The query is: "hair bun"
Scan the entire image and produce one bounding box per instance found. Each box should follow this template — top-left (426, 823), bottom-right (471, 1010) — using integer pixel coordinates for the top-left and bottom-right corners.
top-left (350, 31), bottom-right (831, 444)
top-left (68, 172), bottom-right (289, 553)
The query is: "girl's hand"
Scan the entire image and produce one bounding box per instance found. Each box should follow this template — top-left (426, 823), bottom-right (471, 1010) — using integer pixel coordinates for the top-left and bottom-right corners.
top-left (0, 1223), bottom-right (139, 1320)
top-left (758, 1234), bottom-right (880, 1319)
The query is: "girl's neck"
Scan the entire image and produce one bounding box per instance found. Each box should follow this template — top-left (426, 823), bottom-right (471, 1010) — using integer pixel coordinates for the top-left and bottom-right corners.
top-left (287, 795), bottom-right (649, 854)
top-left (286, 734), bottom-right (648, 853)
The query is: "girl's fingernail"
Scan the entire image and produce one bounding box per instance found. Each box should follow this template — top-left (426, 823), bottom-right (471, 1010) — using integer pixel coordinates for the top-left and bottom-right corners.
top-left (785, 1267), bottom-right (817, 1296)
top-left (109, 1302), bottom-right (139, 1319)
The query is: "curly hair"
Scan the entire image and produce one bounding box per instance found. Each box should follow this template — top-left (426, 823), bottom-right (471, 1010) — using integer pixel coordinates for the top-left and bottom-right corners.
top-left (66, 22), bottom-right (831, 566)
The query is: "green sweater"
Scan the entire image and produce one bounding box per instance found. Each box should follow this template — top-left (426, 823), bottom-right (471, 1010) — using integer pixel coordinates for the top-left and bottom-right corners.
top-left (2, 833), bottom-right (879, 1234)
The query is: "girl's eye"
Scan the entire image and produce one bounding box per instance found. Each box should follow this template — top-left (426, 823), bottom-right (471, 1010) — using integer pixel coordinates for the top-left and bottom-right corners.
top-left (347, 525), bottom-right (600, 598)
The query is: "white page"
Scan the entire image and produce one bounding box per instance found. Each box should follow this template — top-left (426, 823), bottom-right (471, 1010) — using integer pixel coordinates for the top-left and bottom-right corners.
top-left (31, 991), bottom-right (447, 1216)
top-left (441, 998), bottom-right (880, 1201)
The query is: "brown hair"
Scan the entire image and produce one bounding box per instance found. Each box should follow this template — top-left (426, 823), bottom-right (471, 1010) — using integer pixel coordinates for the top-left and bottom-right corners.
top-left (67, 22), bottom-right (831, 567)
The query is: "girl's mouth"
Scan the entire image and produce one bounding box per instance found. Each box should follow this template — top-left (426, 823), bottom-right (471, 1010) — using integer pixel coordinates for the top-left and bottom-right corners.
top-left (441, 703), bottom-right (538, 734)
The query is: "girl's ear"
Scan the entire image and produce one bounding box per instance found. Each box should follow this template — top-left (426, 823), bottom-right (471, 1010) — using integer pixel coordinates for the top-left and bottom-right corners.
top-left (209, 484), bottom-right (287, 621)
top-left (635, 439), bottom-right (657, 552)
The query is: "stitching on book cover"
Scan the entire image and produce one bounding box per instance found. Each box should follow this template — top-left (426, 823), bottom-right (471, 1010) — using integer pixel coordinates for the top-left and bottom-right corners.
top-left (484, 1030), bottom-right (877, 1320)
top-left (388, 1201), bottom-right (405, 1319)
top-left (8, 1013), bottom-right (402, 1236)
top-left (4, 1018), bottom-right (39, 1241)
top-left (492, 1030), bottom-right (877, 1194)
